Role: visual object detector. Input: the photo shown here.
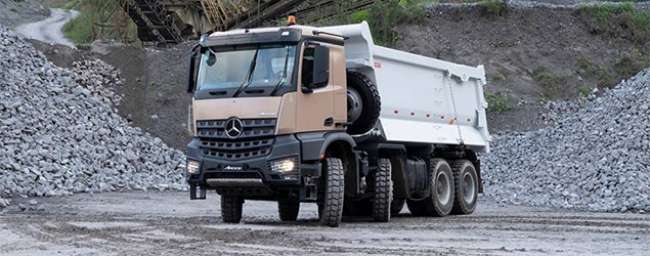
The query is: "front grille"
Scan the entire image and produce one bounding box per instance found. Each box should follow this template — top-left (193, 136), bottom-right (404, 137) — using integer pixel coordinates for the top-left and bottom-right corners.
top-left (197, 118), bottom-right (276, 160)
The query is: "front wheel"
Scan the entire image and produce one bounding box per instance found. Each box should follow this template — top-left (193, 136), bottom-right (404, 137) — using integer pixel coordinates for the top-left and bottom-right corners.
top-left (319, 158), bottom-right (345, 227)
top-left (372, 158), bottom-right (392, 222)
top-left (278, 198), bottom-right (300, 221)
top-left (221, 195), bottom-right (243, 223)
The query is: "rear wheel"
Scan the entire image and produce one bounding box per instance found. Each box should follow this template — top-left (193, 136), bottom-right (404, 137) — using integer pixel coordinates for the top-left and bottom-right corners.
top-left (406, 159), bottom-right (455, 217)
top-left (319, 158), bottom-right (345, 227)
top-left (278, 198), bottom-right (300, 221)
top-left (372, 158), bottom-right (392, 222)
top-left (451, 160), bottom-right (479, 215)
top-left (221, 195), bottom-right (243, 223)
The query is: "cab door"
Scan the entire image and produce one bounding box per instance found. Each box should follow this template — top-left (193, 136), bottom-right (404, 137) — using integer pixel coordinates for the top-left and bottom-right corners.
top-left (295, 42), bottom-right (346, 133)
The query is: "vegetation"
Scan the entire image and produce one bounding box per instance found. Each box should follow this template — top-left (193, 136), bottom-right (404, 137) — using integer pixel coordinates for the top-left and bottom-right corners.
top-left (578, 2), bottom-right (650, 43)
top-left (485, 91), bottom-right (512, 113)
top-left (532, 67), bottom-right (572, 99)
top-left (477, 0), bottom-right (508, 16)
top-left (614, 54), bottom-right (650, 78)
top-left (330, 0), bottom-right (435, 46)
top-left (576, 57), bottom-right (616, 89)
top-left (576, 51), bottom-right (650, 93)
top-left (577, 85), bottom-right (592, 97)
top-left (489, 71), bottom-right (506, 82)
top-left (61, 0), bottom-right (139, 46)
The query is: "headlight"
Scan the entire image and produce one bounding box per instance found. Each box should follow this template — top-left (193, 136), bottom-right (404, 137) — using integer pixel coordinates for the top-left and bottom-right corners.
top-left (270, 158), bottom-right (298, 174)
top-left (187, 160), bottom-right (200, 174)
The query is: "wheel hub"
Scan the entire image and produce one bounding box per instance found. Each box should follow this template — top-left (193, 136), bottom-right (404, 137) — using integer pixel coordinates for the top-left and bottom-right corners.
top-left (463, 172), bottom-right (476, 204)
top-left (347, 87), bottom-right (363, 123)
top-left (436, 171), bottom-right (451, 205)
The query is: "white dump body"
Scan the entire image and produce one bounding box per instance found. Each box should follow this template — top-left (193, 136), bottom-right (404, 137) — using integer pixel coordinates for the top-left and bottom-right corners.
top-left (320, 22), bottom-right (490, 153)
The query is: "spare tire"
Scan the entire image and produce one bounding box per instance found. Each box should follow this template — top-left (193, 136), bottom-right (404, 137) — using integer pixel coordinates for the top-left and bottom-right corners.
top-left (346, 71), bottom-right (381, 134)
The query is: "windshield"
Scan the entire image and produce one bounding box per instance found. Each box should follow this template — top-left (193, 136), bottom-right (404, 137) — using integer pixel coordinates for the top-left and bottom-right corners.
top-left (196, 45), bottom-right (297, 93)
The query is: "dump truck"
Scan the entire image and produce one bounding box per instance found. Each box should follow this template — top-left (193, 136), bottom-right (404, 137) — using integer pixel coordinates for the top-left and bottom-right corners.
top-left (185, 21), bottom-right (490, 227)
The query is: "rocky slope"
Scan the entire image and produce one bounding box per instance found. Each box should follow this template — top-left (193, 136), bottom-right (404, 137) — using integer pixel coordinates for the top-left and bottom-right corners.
top-left (483, 69), bottom-right (650, 212)
top-left (0, 25), bottom-right (186, 207)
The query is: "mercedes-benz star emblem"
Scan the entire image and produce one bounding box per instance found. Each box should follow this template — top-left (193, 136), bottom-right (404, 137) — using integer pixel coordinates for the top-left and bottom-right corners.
top-left (225, 118), bottom-right (243, 138)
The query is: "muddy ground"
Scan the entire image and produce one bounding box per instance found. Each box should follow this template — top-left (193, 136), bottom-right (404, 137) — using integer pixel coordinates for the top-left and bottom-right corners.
top-left (1, 192), bottom-right (649, 255)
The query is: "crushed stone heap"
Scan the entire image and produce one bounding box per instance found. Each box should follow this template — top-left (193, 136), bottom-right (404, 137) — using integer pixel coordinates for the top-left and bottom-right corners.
top-left (0, 25), bottom-right (186, 206)
top-left (483, 69), bottom-right (650, 212)
top-left (71, 59), bottom-right (124, 107)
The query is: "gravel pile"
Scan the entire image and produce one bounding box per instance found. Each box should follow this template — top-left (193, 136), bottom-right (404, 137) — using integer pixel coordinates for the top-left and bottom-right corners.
top-left (71, 59), bottom-right (123, 106)
top-left (0, 25), bottom-right (186, 208)
top-left (483, 69), bottom-right (650, 212)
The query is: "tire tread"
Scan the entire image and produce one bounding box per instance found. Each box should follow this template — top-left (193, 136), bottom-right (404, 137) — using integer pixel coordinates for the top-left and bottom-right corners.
top-left (221, 195), bottom-right (243, 223)
top-left (372, 158), bottom-right (392, 222)
top-left (346, 71), bottom-right (381, 134)
top-left (451, 160), bottom-right (478, 215)
top-left (278, 198), bottom-right (300, 221)
top-left (320, 158), bottom-right (345, 227)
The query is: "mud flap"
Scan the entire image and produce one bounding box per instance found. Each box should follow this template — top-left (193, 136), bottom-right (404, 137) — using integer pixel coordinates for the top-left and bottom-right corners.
top-left (190, 184), bottom-right (206, 200)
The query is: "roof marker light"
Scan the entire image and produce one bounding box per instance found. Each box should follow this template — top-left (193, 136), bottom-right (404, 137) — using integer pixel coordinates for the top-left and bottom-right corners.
top-left (287, 15), bottom-right (297, 26)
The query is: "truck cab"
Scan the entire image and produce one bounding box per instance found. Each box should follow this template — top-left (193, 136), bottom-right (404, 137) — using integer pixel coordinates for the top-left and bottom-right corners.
top-left (186, 22), bottom-right (489, 227)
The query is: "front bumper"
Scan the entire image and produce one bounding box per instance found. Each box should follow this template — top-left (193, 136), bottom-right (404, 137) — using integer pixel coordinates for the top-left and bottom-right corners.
top-left (186, 134), bottom-right (320, 198)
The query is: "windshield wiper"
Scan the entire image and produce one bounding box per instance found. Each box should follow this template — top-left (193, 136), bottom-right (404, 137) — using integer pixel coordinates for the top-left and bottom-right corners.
top-left (269, 78), bottom-right (285, 96)
top-left (233, 49), bottom-right (259, 97)
top-left (270, 47), bottom-right (292, 96)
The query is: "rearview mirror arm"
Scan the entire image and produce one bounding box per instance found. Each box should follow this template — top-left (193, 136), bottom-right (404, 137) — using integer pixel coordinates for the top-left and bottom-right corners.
top-left (187, 44), bottom-right (200, 94)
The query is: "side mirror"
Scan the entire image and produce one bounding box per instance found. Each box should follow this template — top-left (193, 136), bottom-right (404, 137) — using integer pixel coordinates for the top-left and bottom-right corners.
top-left (187, 45), bottom-right (200, 93)
top-left (301, 45), bottom-right (330, 93)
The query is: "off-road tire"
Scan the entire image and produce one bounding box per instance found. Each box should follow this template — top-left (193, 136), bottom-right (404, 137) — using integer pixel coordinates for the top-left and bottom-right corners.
top-left (221, 195), bottom-right (243, 223)
top-left (391, 199), bottom-right (405, 215)
top-left (451, 160), bottom-right (479, 215)
top-left (320, 158), bottom-right (345, 227)
top-left (406, 159), bottom-right (455, 217)
top-left (372, 158), bottom-right (392, 222)
top-left (278, 198), bottom-right (300, 221)
top-left (346, 71), bottom-right (381, 135)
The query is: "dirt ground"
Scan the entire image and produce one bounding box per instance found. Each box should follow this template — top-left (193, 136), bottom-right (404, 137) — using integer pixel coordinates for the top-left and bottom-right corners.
top-left (1, 192), bottom-right (648, 256)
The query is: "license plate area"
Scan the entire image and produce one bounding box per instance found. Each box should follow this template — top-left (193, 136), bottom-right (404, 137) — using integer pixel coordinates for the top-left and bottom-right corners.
top-left (204, 171), bottom-right (262, 179)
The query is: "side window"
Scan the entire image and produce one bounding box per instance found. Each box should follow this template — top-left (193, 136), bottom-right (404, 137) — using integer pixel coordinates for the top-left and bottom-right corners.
top-left (301, 47), bottom-right (315, 87)
top-left (301, 44), bottom-right (330, 90)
